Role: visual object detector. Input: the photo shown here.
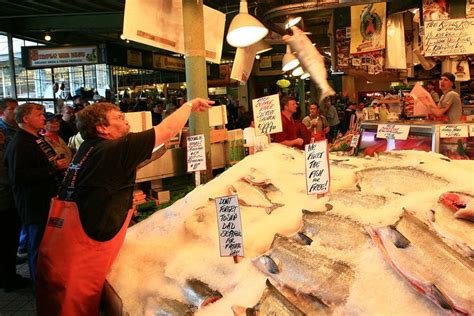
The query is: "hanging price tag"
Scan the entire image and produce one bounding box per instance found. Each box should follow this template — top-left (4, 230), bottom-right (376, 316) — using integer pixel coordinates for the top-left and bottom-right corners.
top-left (187, 134), bottom-right (206, 172)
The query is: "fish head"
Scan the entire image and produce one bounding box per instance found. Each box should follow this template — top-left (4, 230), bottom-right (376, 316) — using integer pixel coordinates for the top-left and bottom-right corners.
top-left (253, 255), bottom-right (281, 275)
top-left (387, 225), bottom-right (411, 249)
top-left (438, 192), bottom-right (470, 212)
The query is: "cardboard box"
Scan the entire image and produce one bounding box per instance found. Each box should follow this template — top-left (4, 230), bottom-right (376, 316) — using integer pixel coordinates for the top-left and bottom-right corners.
top-left (150, 189), bottom-right (170, 204)
top-left (210, 128), bottom-right (228, 143)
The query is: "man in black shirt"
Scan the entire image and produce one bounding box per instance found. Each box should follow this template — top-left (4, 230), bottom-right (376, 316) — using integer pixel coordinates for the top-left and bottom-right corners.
top-left (36, 97), bottom-right (212, 315)
top-left (4, 103), bottom-right (68, 285)
top-left (58, 104), bottom-right (77, 144)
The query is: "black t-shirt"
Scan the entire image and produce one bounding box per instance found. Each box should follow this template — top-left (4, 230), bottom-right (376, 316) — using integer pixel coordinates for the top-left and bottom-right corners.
top-left (59, 129), bottom-right (155, 241)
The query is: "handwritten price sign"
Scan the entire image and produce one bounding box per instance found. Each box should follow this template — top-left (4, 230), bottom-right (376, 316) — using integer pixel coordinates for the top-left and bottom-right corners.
top-left (376, 124), bottom-right (410, 140)
top-left (350, 134), bottom-right (360, 148)
top-left (187, 134), bottom-right (206, 172)
top-left (252, 94), bottom-right (283, 136)
top-left (440, 125), bottom-right (469, 138)
top-left (423, 19), bottom-right (474, 57)
top-left (469, 124), bottom-right (474, 137)
top-left (215, 195), bottom-right (244, 257)
top-left (305, 141), bottom-right (330, 195)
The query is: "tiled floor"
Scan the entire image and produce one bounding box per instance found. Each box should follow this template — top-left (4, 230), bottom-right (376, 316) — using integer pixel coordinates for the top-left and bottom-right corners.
top-left (0, 262), bottom-right (36, 315)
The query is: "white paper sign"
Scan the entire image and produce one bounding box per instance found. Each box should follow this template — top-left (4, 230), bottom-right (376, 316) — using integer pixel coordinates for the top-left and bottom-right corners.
top-left (423, 19), bottom-right (474, 57)
top-left (305, 141), bottom-right (330, 195)
top-left (252, 94), bottom-right (283, 136)
top-left (187, 135), bottom-right (206, 172)
top-left (350, 134), bottom-right (360, 148)
top-left (215, 195), bottom-right (244, 257)
top-left (376, 124), bottom-right (410, 140)
top-left (469, 124), bottom-right (474, 137)
top-left (230, 45), bottom-right (256, 83)
top-left (123, 0), bottom-right (225, 63)
top-left (440, 125), bottom-right (469, 138)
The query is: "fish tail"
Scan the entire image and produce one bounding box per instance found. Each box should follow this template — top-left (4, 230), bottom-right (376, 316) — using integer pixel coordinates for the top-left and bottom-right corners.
top-left (430, 284), bottom-right (455, 312)
top-left (265, 203), bottom-right (285, 215)
top-left (318, 86), bottom-right (336, 103)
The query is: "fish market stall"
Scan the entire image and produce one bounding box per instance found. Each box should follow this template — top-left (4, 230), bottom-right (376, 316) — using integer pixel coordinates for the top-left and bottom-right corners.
top-left (357, 121), bottom-right (474, 159)
top-left (105, 144), bottom-right (474, 315)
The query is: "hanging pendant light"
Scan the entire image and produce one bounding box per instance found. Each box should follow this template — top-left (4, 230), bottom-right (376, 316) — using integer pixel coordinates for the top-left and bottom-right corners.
top-left (292, 66), bottom-right (304, 76)
top-left (301, 73), bottom-right (310, 80)
top-left (282, 45), bottom-right (299, 72)
top-left (226, 0), bottom-right (268, 48)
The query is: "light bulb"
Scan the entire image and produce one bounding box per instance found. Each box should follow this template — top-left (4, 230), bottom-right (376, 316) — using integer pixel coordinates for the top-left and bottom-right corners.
top-left (44, 34), bottom-right (51, 41)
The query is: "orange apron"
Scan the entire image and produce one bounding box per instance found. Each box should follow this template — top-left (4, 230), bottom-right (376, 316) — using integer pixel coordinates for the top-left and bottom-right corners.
top-left (36, 146), bottom-right (133, 316)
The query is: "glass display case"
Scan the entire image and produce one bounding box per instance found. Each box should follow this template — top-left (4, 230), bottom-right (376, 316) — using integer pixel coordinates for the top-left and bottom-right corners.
top-left (357, 121), bottom-right (474, 160)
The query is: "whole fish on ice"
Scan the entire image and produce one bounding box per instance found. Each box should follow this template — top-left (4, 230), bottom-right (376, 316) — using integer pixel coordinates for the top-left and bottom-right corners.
top-left (253, 234), bottom-right (354, 305)
top-left (298, 210), bottom-right (368, 250)
top-left (183, 279), bottom-right (222, 308)
top-left (355, 166), bottom-right (448, 196)
top-left (328, 190), bottom-right (386, 210)
top-left (369, 211), bottom-right (474, 314)
top-left (143, 296), bottom-right (195, 316)
top-left (229, 180), bottom-right (284, 214)
top-left (438, 191), bottom-right (474, 222)
top-left (283, 26), bottom-right (335, 102)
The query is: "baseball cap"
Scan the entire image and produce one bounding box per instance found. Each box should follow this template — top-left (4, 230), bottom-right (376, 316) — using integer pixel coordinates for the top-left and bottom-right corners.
top-left (44, 112), bottom-right (62, 122)
top-left (441, 72), bottom-right (456, 89)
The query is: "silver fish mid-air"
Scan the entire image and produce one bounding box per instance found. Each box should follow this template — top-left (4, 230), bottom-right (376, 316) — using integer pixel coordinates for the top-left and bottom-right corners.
top-left (143, 296), bottom-right (195, 316)
top-left (369, 211), bottom-right (474, 314)
top-left (229, 180), bottom-right (284, 214)
top-left (253, 234), bottom-right (354, 305)
top-left (355, 166), bottom-right (448, 196)
top-left (298, 210), bottom-right (368, 250)
top-left (284, 26), bottom-right (335, 102)
top-left (183, 279), bottom-right (222, 308)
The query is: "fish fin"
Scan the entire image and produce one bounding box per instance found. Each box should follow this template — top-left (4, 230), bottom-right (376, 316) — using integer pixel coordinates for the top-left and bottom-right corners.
top-left (356, 183), bottom-right (362, 191)
top-left (454, 209), bottom-right (474, 222)
top-left (392, 192), bottom-right (404, 196)
top-left (428, 209), bottom-right (436, 223)
top-left (325, 203), bottom-right (333, 211)
top-left (388, 225), bottom-right (411, 248)
top-left (265, 203), bottom-right (284, 215)
top-left (430, 284), bottom-right (454, 311)
top-left (295, 232), bottom-right (313, 245)
top-left (318, 87), bottom-right (336, 103)
top-left (228, 185), bottom-right (237, 195)
top-left (231, 305), bottom-right (255, 316)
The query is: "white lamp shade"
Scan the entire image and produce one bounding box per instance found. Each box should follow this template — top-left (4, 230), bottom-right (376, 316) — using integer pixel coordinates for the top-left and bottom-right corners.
top-left (285, 16), bottom-right (302, 29)
top-left (292, 66), bottom-right (304, 76)
top-left (254, 40), bottom-right (272, 54)
top-left (301, 73), bottom-right (310, 79)
top-left (282, 45), bottom-right (299, 72)
top-left (226, 1), bottom-right (268, 48)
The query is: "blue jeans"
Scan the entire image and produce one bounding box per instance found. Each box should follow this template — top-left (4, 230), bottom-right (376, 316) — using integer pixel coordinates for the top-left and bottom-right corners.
top-left (18, 225), bottom-right (27, 253)
top-left (26, 224), bottom-right (44, 285)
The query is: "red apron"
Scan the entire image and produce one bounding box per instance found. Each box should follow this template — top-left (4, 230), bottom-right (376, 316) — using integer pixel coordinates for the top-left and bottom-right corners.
top-left (36, 199), bottom-right (132, 315)
top-left (36, 145), bottom-right (133, 316)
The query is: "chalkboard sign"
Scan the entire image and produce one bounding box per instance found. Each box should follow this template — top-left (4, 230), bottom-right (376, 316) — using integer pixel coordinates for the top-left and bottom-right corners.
top-left (305, 141), bottom-right (330, 195)
top-left (215, 195), bottom-right (244, 257)
top-left (187, 134), bottom-right (206, 172)
top-left (423, 19), bottom-right (474, 57)
top-left (252, 94), bottom-right (283, 136)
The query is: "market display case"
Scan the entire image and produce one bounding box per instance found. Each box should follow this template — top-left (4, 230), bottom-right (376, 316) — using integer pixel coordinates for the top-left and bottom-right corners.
top-left (357, 121), bottom-right (474, 159)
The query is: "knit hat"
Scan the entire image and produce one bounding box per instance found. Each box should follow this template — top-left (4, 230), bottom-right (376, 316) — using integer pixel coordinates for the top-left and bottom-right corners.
top-left (441, 72), bottom-right (456, 89)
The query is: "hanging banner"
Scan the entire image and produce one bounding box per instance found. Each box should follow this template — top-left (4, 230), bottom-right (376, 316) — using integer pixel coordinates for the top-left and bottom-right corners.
top-left (152, 54), bottom-right (185, 72)
top-left (350, 3), bottom-right (386, 54)
top-left (305, 141), bottom-right (330, 195)
top-left (25, 46), bottom-right (99, 68)
top-left (123, 0), bottom-right (225, 63)
top-left (423, 0), bottom-right (449, 21)
top-left (215, 195), bottom-right (244, 257)
top-left (423, 19), bottom-right (474, 57)
top-left (252, 94), bottom-right (283, 136)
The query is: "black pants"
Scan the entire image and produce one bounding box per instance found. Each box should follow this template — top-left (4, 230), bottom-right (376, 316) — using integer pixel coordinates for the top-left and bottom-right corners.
top-left (0, 207), bottom-right (22, 285)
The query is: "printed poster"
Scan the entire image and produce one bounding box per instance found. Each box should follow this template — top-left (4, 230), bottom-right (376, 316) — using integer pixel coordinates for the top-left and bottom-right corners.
top-left (423, 0), bottom-right (449, 21)
top-left (350, 3), bottom-right (386, 54)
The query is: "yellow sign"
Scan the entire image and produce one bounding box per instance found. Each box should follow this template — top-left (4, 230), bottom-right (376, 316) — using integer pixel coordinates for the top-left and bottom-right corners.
top-left (350, 3), bottom-right (386, 54)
